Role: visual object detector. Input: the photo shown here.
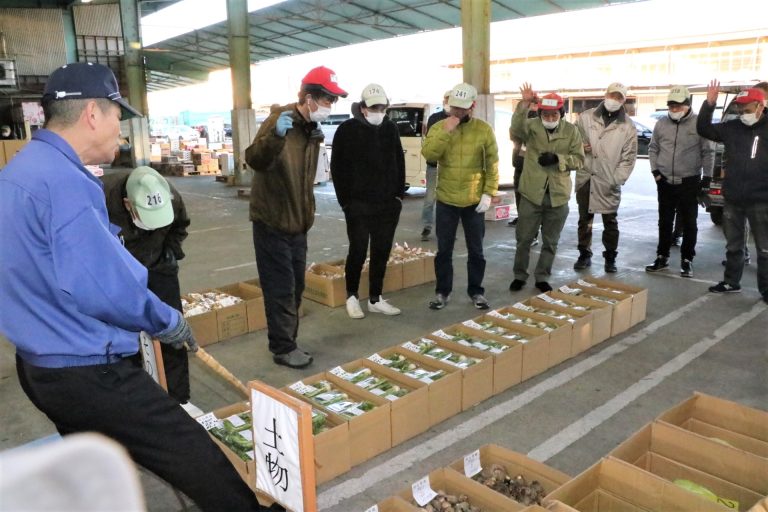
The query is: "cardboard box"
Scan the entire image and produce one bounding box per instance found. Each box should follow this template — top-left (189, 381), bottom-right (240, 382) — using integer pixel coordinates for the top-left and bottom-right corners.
top-left (468, 314), bottom-right (551, 383)
top-left (215, 299), bottom-right (248, 341)
top-left (525, 297), bottom-right (593, 357)
top-left (493, 305), bottom-right (573, 369)
top-left (209, 401), bottom-right (350, 487)
top-left (401, 258), bottom-right (426, 288)
top-left (303, 264), bottom-right (346, 307)
top-left (656, 392), bottom-right (768, 458)
top-left (2, 140), bottom-right (27, 166)
top-left (546, 291), bottom-right (613, 347)
top-left (422, 253), bottom-right (436, 283)
top-left (485, 204), bottom-right (512, 221)
top-left (216, 283), bottom-right (267, 332)
top-left (449, 444), bottom-right (570, 506)
top-left (428, 322), bottom-right (526, 394)
top-left (322, 259), bottom-right (369, 300)
top-left (285, 372), bottom-right (392, 467)
top-left (546, 456), bottom-right (727, 512)
top-left (491, 191), bottom-right (513, 205)
top-left (609, 421), bottom-right (768, 509)
top-left (399, 468), bottom-right (524, 511)
top-left (367, 348), bottom-right (462, 427)
top-left (331, 358), bottom-right (430, 446)
top-left (182, 295), bottom-right (218, 347)
top-left (399, 337), bottom-right (494, 411)
top-left (382, 260), bottom-right (404, 293)
top-left (581, 277), bottom-right (647, 327)
top-left (375, 496), bottom-right (420, 511)
top-left (564, 281), bottom-right (633, 337)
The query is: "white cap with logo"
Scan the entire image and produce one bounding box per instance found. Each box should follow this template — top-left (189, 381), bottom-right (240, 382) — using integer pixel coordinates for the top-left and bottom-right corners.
top-left (361, 83), bottom-right (389, 107)
top-left (447, 83), bottom-right (478, 109)
top-left (126, 166), bottom-right (174, 230)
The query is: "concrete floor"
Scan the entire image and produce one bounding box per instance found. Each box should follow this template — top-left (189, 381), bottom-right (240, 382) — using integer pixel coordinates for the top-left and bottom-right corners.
top-left (1, 158), bottom-right (766, 511)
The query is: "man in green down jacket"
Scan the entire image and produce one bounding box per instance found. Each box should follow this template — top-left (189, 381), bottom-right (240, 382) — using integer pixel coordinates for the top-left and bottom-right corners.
top-left (245, 65), bottom-right (347, 369)
top-left (509, 85), bottom-right (584, 293)
top-left (422, 83), bottom-right (499, 311)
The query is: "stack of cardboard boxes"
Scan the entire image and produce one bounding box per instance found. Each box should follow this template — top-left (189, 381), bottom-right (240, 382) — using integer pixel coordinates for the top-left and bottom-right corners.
top-left (149, 138), bottom-right (233, 177)
top-left (203, 278), bottom-right (652, 490)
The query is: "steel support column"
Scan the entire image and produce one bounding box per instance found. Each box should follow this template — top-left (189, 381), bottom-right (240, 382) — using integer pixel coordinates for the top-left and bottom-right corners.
top-left (118, 0), bottom-right (150, 167)
top-left (227, 0), bottom-right (257, 186)
top-left (461, 0), bottom-right (493, 125)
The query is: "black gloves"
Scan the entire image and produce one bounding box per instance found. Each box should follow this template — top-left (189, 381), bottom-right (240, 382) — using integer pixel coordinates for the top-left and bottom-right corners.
top-left (155, 312), bottom-right (199, 352)
top-left (652, 170), bottom-right (667, 182)
top-left (538, 152), bottom-right (559, 167)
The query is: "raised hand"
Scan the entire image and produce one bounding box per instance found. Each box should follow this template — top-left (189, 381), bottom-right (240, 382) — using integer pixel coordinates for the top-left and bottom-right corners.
top-left (520, 82), bottom-right (536, 103)
top-left (705, 79), bottom-right (719, 106)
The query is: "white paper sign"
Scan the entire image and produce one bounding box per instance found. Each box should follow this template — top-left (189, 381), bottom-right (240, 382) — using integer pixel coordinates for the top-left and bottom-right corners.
top-left (252, 389), bottom-right (303, 512)
top-left (227, 414), bottom-right (246, 428)
top-left (365, 506), bottom-right (379, 512)
top-left (411, 475), bottom-right (437, 506)
top-left (513, 302), bottom-right (534, 312)
top-left (464, 449), bottom-right (482, 477)
top-left (577, 279), bottom-right (595, 287)
top-left (462, 319), bottom-right (484, 330)
top-left (401, 341), bottom-right (421, 353)
top-left (431, 330), bottom-right (452, 340)
top-left (538, 293), bottom-right (556, 303)
top-left (289, 381), bottom-right (314, 396)
top-left (195, 412), bottom-right (219, 431)
top-left (488, 310), bottom-right (505, 319)
top-left (367, 353), bottom-right (391, 365)
top-left (329, 366), bottom-right (353, 380)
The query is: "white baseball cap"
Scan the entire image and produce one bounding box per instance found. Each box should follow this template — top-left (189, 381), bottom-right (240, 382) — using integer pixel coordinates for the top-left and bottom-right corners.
top-left (447, 83), bottom-right (477, 109)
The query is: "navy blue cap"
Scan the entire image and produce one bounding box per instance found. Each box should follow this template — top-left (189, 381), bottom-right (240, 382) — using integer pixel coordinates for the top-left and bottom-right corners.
top-left (43, 62), bottom-right (142, 119)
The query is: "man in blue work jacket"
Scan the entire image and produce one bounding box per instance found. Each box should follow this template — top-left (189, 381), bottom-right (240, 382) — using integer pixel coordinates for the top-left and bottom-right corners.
top-left (0, 63), bottom-right (275, 511)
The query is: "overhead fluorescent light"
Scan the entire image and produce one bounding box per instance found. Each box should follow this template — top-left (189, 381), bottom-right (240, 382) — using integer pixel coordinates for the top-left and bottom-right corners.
top-left (141, 0), bottom-right (285, 47)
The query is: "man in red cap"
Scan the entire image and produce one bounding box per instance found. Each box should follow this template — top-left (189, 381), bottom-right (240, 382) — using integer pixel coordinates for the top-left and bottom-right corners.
top-left (697, 81), bottom-right (768, 304)
top-left (245, 66), bottom-right (347, 368)
top-left (509, 83), bottom-right (584, 293)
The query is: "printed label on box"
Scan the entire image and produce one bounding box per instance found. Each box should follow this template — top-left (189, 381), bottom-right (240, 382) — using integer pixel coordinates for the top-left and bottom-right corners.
top-left (464, 449), bottom-right (483, 477)
top-left (577, 279), bottom-right (595, 287)
top-left (196, 412), bottom-right (219, 431)
top-left (401, 341), bottom-right (421, 353)
top-left (289, 381), bottom-right (314, 395)
top-left (513, 303), bottom-right (534, 312)
top-left (462, 319), bottom-right (484, 330)
top-left (368, 353), bottom-right (391, 366)
top-left (412, 476), bottom-right (438, 506)
top-left (488, 310), bottom-right (505, 319)
top-left (329, 366), bottom-right (353, 380)
top-left (431, 330), bottom-right (452, 340)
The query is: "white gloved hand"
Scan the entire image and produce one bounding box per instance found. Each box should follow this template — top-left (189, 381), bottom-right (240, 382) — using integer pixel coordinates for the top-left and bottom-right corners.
top-left (475, 194), bottom-right (492, 213)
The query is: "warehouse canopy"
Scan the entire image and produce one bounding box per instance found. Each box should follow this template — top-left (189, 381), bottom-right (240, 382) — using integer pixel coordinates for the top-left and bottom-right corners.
top-left (4, 0), bottom-right (645, 91)
top-left (140, 0), bottom-right (644, 92)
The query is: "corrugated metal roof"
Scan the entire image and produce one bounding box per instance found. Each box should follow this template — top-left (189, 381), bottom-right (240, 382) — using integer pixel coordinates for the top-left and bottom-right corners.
top-left (143, 0), bottom-right (645, 91)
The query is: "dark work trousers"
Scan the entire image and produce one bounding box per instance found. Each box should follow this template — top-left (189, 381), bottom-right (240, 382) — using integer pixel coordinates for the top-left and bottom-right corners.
top-left (344, 204), bottom-right (401, 300)
top-left (434, 200), bottom-right (486, 297)
top-left (146, 269), bottom-right (189, 404)
top-left (655, 176), bottom-right (700, 261)
top-left (16, 356), bottom-right (263, 512)
top-left (722, 200), bottom-right (768, 296)
top-left (252, 220), bottom-right (306, 355)
top-left (576, 181), bottom-right (619, 256)
top-left (512, 161), bottom-right (523, 213)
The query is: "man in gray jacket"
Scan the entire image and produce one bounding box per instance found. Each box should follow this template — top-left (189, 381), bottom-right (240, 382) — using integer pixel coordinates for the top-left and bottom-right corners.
top-left (574, 82), bottom-right (638, 273)
top-left (645, 86), bottom-right (715, 278)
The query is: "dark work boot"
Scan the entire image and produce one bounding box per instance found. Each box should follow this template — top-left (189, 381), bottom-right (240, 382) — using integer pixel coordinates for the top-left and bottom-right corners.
top-left (603, 250), bottom-right (618, 273)
top-left (645, 256), bottom-right (669, 272)
top-left (573, 250), bottom-right (592, 270)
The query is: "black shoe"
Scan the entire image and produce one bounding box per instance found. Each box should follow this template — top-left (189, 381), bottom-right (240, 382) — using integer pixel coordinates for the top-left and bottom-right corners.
top-left (420, 227), bottom-right (431, 241)
top-left (709, 282), bottom-right (742, 293)
top-left (429, 293), bottom-right (450, 310)
top-left (471, 294), bottom-right (490, 310)
top-left (574, 254), bottom-right (592, 270)
top-left (645, 256), bottom-right (669, 272)
top-left (273, 348), bottom-right (313, 369)
top-left (535, 281), bottom-right (552, 292)
top-left (680, 259), bottom-right (693, 278)
top-left (603, 251), bottom-right (617, 273)
top-left (509, 279), bottom-right (526, 291)
top-left (507, 217), bottom-right (518, 226)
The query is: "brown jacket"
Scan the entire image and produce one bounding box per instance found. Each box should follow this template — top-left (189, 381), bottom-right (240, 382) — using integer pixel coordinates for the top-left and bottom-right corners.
top-left (245, 103), bottom-right (323, 234)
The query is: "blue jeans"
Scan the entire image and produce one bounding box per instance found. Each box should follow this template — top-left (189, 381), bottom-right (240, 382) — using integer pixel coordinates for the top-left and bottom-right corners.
top-left (434, 200), bottom-right (486, 297)
top-left (421, 165), bottom-right (438, 228)
top-left (722, 200), bottom-right (768, 296)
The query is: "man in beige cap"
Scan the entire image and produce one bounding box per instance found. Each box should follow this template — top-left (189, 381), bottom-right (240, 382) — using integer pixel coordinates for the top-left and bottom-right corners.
top-left (422, 82), bottom-right (499, 310)
top-left (574, 82), bottom-right (638, 272)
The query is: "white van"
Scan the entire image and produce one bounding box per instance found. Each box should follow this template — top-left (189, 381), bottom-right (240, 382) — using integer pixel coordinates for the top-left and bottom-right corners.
top-left (386, 102), bottom-right (441, 190)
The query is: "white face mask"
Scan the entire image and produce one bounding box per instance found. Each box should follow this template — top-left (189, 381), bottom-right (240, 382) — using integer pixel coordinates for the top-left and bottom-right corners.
top-left (132, 214), bottom-right (151, 231)
top-left (668, 110), bottom-right (686, 121)
top-left (604, 99), bottom-right (622, 112)
top-left (542, 119), bottom-right (559, 130)
top-left (365, 112), bottom-right (385, 126)
top-left (740, 112), bottom-right (759, 126)
top-left (308, 97), bottom-right (332, 123)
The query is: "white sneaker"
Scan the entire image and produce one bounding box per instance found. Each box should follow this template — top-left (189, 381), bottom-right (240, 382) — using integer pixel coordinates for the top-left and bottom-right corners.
top-left (368, 298), bottom-right (401, 316)
top-left (181, 401), bottom-right (204, 418)
top-left (346, 296), bottom-right (365, 319)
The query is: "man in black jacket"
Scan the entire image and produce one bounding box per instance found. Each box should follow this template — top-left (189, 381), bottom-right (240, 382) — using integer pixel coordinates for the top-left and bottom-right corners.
top-left (102, 166), bottom-right (198, 413)
top-left (697, 82), bottom-right (767, 303)
top-left (331, 83), bottom-right (406, 319)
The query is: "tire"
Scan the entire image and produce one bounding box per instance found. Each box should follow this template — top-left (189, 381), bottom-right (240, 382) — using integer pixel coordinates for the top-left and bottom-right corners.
top-left (710, 208), bottom-right (723, 226)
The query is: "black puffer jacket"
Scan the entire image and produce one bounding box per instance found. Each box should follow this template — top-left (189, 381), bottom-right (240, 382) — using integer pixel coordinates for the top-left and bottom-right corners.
top-left (330, 102), bottom-right (406, 215)
top-left (101, 170), bottom-right (189, 274)
top-left (697, 101), bottom-right (768, 204)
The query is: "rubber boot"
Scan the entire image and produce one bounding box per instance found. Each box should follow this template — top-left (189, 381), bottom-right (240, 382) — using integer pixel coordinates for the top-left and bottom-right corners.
top-left (603, 250), bottom-right (618, 273)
